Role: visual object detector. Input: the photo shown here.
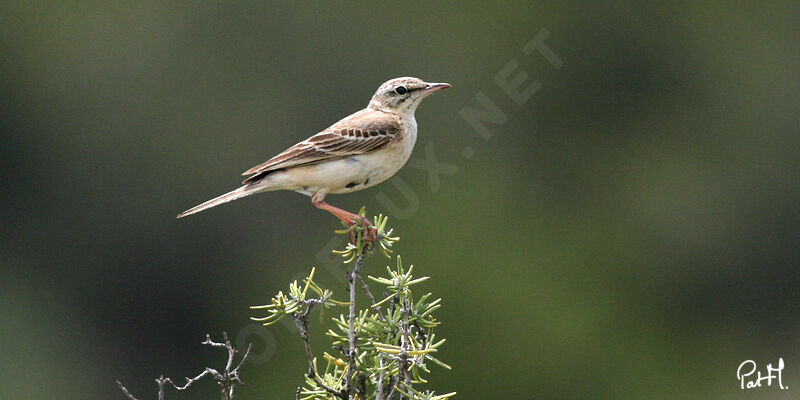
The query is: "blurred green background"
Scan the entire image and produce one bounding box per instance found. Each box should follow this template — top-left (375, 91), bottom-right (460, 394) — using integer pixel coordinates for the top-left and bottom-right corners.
top-left (2, 1), bottom-right (798, 399)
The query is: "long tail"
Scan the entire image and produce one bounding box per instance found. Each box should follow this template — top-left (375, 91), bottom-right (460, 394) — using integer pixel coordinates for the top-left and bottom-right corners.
top-left (177, 185), bottom-right (260, 218)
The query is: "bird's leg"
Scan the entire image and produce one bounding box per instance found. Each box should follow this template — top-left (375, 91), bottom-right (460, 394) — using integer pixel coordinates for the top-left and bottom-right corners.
top-left (313, 200), bottom-right (362, 225)
top-left (313, 200), bottom-right (377, 243)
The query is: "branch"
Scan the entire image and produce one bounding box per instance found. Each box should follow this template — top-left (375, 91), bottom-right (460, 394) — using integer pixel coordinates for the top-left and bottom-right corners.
top-left (167, 370), bottom-right (220, 390)
top-left (293, 304), bottom-right (347, 400)
top-left (359, 274), bottom-right (386, 321)
top-left (344, 250), bottom-right (367, 397)
top-left (386, 382), bottom-right (398, 400)
top-left (399, 295), bottom-right (412, 385)
top-left (375, 357), bottom-right (389, 400)
top-left (116, 379), bottom-right (143, 400)
top-left (117, 333), bottom-right (251, 400)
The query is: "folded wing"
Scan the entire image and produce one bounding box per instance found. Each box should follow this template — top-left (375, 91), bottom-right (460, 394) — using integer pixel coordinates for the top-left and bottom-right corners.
top-left (242, 111), bottom-right (401, 184)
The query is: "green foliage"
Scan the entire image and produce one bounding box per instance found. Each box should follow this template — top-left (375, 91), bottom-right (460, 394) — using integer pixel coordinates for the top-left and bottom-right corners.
top-left (332, 211), bottom-right (400, 262)
top-left (326, 257), bottom-right (450, 387)
top-left (250, 213), bottom-right (453, 400)
top-left (249, 267), bottom-right (346, 326)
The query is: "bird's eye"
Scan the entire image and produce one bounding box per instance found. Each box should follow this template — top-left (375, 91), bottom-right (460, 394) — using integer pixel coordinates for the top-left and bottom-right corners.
top-left (395, 86), bottom-right (408, 95)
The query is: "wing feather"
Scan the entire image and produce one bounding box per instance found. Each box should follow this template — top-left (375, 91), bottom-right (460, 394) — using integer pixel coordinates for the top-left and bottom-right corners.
top-left (241, 110), bottom-right (400, 183)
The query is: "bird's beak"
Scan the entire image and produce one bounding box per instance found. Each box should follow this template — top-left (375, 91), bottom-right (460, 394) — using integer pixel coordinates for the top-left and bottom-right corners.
top-left (422, 82), bottom-right (452, 94)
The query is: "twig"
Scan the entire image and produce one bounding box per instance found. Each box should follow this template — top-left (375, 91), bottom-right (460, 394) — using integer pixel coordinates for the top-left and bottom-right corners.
top-left (399, 296), bottom-right (412, 385)
top-left (116, 380), bottom-right (143, 400)
top-left (359, 275), bottom-right (386, 321)
top-left (344, 246), bottom-right (369, 391)
top-left (116, 333), bottom-right (251, 400)
top-left (169, 370), bottom-right (219, 390)
top-left (375, 357), bottom-right (386, 400)
top-left (293, 304), bottom-right (347, 400)
top-left (345, 250), bottom-right (366, 397)
top-left (386, 381), bottom-right (398, 400)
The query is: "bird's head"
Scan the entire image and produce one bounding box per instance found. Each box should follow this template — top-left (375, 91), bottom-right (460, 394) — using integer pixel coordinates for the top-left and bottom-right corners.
top-left (368, 77), bottom-right (451, 115)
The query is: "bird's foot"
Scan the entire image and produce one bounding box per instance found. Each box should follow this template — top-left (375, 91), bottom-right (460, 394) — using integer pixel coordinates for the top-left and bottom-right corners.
top-left (312, 200), bottom-right (377, 244)
top-left (348, 215), bottom-right (377, 245)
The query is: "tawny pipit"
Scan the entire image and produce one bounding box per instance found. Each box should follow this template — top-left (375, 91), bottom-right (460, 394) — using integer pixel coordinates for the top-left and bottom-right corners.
top-left (177, 77), bottom-right (450, 237)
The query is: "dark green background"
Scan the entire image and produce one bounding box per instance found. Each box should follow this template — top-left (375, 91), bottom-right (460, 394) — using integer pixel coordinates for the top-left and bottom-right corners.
top-left (2, 2), bottom-right (798, 399)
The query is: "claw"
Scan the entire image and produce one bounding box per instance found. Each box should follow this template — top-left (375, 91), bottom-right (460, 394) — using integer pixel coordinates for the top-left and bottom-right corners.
top-left (349, 216), bottom-right (377, 245)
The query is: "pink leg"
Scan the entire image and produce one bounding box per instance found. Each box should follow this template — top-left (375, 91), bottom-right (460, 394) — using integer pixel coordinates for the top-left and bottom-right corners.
top-left (313, 200), bottom-right (363, 225)
top-left (313, 200), bottom-right (376, 242)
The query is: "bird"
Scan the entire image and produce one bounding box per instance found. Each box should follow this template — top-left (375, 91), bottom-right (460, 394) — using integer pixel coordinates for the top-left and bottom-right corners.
top-left (177, 77), bottom-right (451, 238)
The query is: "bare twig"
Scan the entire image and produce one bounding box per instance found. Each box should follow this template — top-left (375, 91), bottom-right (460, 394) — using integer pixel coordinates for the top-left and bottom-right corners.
top-left (117, 379), bottom-right (143, 400)
top-left (116, 333), bottom-right (252, 400)
top-left (169, 369), bottom-right (219, 390)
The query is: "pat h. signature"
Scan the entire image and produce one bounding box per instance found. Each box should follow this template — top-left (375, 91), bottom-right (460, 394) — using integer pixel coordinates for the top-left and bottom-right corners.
top-left (737, 358), bottom-right (787, 390)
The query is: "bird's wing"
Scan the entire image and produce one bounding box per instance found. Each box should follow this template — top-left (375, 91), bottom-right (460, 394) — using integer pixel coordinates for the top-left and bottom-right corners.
top-left (241, 110), bottom-right (401, 183)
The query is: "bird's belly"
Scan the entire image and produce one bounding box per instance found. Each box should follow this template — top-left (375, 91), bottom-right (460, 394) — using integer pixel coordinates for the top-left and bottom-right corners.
top-left (286, 148), bottom-right (409, 196)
